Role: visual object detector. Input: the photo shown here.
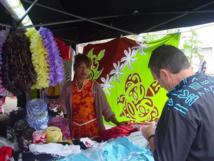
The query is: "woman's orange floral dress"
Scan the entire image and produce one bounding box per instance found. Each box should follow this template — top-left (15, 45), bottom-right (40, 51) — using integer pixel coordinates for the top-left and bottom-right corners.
top-left (71, 80), bottom-right (100, 139)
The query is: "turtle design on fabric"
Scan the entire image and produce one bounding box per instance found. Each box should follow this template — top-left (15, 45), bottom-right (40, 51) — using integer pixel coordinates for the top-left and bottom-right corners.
top-left (117, 73), bottom-right (160, 123)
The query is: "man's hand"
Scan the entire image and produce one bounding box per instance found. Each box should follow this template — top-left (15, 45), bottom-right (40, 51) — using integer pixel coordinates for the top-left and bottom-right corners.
top-left (141, 121), bottom-right (156, 140)
top-left (141, 121), bottom-right (157, 152)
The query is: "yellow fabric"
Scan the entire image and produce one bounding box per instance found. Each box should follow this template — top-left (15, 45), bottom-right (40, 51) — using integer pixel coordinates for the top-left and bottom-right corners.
top-left (25, 28), bottom-right (49, 89)
top-left (45, 126), bottom-right (62, 143)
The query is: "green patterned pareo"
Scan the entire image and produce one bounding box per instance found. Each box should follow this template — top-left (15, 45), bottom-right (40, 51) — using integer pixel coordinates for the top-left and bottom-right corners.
top-left (88, 33), bottom-right (181, 123)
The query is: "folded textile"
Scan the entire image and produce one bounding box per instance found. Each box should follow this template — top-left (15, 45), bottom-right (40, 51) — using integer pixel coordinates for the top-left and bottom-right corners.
top-left (0, 146), bottom-right (13, 161)
top-left (80, 138), bottom-right (97, 148)
top-left (29, 143), bottom-right (81, 157)
top-left (26, 99), bottom-right (49, 130)
top-left (100, 124), bottom-right (137, 141)
top-left (48, 117), bottom-right (70, 139)
top-left (45, 126), bottom-right (62, 143)
top-left (58, 137), bottom-right (154, 161)
top-left (32, 130), bottom-right (46, 144)
top-left (127, 131), bottom-right (148, 148)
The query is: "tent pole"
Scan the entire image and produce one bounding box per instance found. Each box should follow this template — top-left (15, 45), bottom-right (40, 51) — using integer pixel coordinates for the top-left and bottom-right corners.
top-left (21, 0), bottom-right (136, 35)
top-left (17, 0), bottom-right (38, 26)
top-left (145, 1), bottom-right (214, 32)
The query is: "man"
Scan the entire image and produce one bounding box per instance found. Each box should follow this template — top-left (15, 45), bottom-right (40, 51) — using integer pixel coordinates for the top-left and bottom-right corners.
top-left (142, 45), bottom-right (214, 161)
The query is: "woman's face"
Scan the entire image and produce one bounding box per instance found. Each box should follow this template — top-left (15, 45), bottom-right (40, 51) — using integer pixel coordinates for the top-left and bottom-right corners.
top-left (75, 62), bottom-right (90, 80)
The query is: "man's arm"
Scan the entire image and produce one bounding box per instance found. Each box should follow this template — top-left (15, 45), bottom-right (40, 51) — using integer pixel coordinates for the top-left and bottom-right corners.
top-left (142, 106), bottom-right (197, 161)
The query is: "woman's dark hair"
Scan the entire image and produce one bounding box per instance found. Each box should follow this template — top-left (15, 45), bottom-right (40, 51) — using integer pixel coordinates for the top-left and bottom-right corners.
top-left (148, 45), bottom-right (190, 77)
top-left (73, 54), bottom-right (91, 70)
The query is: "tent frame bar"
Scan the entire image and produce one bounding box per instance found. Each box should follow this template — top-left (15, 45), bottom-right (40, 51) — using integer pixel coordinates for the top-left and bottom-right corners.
top-left (18, 14), bottom-right (130, 29)
top-left (145, 1), bottom-right (214, 32)
top-left (18, 9), bottom-right (214, 29)
top-left (21, 0), bottom-right (136, 35)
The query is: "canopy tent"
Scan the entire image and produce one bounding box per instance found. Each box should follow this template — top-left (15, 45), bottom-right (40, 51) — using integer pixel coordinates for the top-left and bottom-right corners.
top-left (1, 0), bottom-right (214, 43)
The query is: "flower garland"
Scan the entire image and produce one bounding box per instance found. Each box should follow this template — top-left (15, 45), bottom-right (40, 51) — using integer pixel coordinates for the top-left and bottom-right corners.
top-left (39, 27), bottom-right (64, 86)
top-left (2, 30), bottom-right (37, 95)
top-left (26, 28), bottom-right (49, 89)
top-left (0, 29), bottom-right (9, 96)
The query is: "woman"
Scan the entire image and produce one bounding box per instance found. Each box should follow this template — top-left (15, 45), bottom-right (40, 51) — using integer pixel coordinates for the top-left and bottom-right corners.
top-left (61, 54), bottom-right (121, 139)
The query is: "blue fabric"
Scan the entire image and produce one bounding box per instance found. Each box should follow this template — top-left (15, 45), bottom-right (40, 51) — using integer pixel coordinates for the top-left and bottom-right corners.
top-left (58, 137), bottom-right (154, 161)
top-left (59, 153), bottom-right (94, 161)
top-left (26, 99), bottom-right (49, 130)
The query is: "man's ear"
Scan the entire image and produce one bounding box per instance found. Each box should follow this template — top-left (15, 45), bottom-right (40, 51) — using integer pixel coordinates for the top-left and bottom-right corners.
top-left (159, 69), bottom-right (169, 79)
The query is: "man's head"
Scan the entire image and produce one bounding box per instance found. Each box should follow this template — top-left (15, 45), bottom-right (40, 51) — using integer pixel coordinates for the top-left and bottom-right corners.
top-left (148, 45), bottom-right (191, 91)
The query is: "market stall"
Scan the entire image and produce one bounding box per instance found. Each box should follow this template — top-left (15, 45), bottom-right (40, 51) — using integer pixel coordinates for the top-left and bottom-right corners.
top-left (1, 0), bottom-right (211, 160)
top-left (0, 24), bottom-right (180, 160)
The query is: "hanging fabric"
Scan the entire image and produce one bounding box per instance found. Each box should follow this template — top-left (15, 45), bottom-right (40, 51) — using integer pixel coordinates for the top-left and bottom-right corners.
top-left (55, 37), bottom-right (71, 60)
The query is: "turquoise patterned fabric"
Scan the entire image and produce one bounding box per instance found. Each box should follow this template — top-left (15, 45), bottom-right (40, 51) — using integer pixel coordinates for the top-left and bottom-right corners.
top-left (58, 137), bottom-right (154, 161)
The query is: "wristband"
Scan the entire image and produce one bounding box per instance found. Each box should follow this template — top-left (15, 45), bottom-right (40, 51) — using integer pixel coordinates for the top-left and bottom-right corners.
top-left (147, 134), bottom-right (155, 141)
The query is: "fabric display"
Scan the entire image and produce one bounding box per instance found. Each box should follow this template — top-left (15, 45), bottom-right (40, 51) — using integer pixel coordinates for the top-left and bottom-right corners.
top-left (80, 138), bottom-right (97, 148)
top-left (32, 130), bottom-right (46, 144)
top-left (45, 126), bottom-right (63, 143)
top-left (13, 119), bottom-right (29, 135)
top-left (55, 36), bottom-right (72, 82)
top-left (9, 108), bottom-right (25, 127)
top-left (0, 114), bottom-right (11, 138)
top-left (39, 27), bottom-right (64, 86)
top-left (12, 119), bottom-right (35, 151)
top-left (17, 127), bottom-right (35, 151)
top-left (58, 137), bottom-right (154, 161)
top-left (29, 143), bottom-right (81, 157)
top-left (100, 124), bottom-right (138, 141)
top-left (26, 99), bottom-right (49, 130)
top-left (48, 117), bottom-right (70, 140)
top-left (83, 37), bottom-right (138, 83)
top-left (72, 139), bottom-right (89, 150)
top-left (47, 99), bottom-right (64, 118)
top-left (127, 131), bottom-right (148, 148)
top-left (0, 146), bottom-right (13, 161)
top-left (25, 28), bottom-right (49, 89)
top-left (13, 151), bottom-right (57, 161)
top-left (2, 30), bottom-right (37, 95)
top-left (0, 96), bottom-right (18, 114)
top-left (0, 137), bottom-right (15, 150)
top-left (60, 153), bottom-right (94, 161)
top-left (83, 34), bottom-right (180, 124)
top-left (0, 29), bottom-right (10, 97)
top-left (55, 37), bottom-right (72, 60)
